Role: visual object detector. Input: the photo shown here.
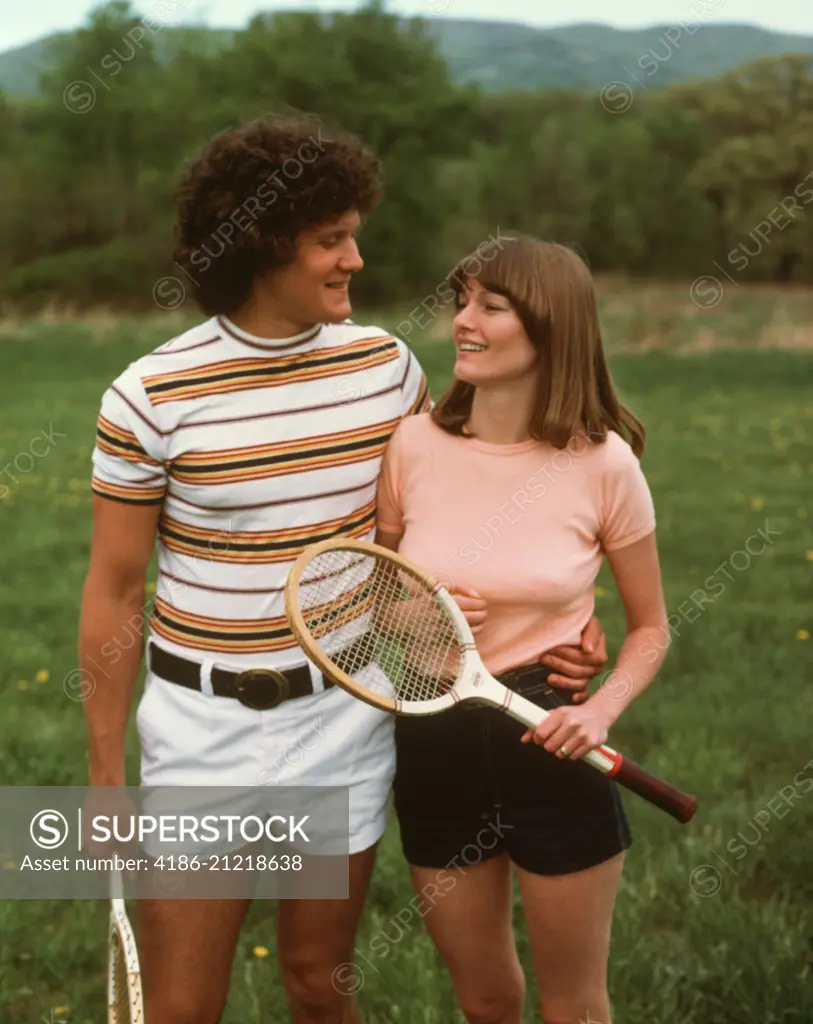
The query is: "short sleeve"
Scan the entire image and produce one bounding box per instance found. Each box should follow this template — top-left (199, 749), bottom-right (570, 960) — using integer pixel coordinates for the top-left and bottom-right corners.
top-left (91, 367), bottom-right (168, 506)
top-left (376, 425), bottom-right (406, 535)
top-left (599, 435), bottom-right (656, 552)
top-left (397, 341), bottom-right (432, 418)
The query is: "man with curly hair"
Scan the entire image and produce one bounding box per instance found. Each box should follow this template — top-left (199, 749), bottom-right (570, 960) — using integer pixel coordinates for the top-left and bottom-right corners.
top-left (79, 112), bottom-right (604, 1022)
top-left (79, 111), bottom-right (434, 1023)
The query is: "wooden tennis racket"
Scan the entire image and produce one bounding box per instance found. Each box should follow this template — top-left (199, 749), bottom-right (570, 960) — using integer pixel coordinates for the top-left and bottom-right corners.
top-left (285, 538), bottom-right (697, 824)
top-left (108, 868), bottom-right (143, 1023)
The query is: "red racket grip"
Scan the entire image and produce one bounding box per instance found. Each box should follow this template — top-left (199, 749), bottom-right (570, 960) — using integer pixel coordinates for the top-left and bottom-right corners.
top-left (609, 756), bottom-right (697, 823)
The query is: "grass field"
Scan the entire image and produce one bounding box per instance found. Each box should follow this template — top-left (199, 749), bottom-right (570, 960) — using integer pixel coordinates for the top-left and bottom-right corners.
top-left (0, 293), bottom-right (812, 1023)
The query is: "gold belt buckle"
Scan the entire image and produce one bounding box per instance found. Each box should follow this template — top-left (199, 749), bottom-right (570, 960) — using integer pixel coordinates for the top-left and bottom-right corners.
top-left (233, 668), bottom-right (290, 710)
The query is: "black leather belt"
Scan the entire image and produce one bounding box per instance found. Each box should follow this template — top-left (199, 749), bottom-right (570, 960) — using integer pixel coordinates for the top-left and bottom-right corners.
top-left (148, 642), bottom-right (333, 711)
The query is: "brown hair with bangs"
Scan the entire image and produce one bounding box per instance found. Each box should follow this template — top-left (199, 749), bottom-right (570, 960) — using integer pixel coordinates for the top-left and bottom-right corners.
top-left (431, 236), bottom-right (645, 456)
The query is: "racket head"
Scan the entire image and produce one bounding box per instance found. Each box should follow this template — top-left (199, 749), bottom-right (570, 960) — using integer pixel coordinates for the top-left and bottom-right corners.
top-left (285, 539), bottom-right (475, 714)
top-left (107, 882), bottom-right (143, 1024)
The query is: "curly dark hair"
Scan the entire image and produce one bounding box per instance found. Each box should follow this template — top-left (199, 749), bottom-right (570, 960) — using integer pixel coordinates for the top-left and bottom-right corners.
top-left (172, 112), bottom-right (383, 315)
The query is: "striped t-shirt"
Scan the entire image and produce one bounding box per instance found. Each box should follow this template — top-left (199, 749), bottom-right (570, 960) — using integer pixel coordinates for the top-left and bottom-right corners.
top-left (91, 314), bottom-right (431, 668)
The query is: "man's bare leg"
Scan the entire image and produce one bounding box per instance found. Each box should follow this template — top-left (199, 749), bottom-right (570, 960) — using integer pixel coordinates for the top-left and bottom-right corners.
top-left (137, 895), bottom-right (251, 1024)
top-left (277, 843), bottom-right (378, 1024)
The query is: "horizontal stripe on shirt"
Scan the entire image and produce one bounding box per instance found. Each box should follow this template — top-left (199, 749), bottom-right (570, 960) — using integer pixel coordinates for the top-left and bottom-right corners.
top-left (90, 316), bottom-right (431, 666)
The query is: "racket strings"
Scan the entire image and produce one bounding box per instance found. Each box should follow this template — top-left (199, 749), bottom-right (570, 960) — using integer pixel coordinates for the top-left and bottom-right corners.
top-left (296, 549), bottom-right (463, 702)
top-left (110, 930), bottom-right (132, 1022)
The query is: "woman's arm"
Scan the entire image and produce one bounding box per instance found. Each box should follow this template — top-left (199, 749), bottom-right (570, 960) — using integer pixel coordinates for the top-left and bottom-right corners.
top-left (523, 531), bottom-right (668, 760)
top-left (375, 528), bottom-right (403, 552)
top-left (588, 531), bottom-right (668, 726)
top-left (373, 529), bottom-right (488, 635)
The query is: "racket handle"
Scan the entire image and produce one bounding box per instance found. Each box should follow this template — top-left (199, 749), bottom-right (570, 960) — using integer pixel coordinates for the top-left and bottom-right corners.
top-left (493, 691), bottom-right (697, 823)
top-left (609, 756), bottom-right (697, 823)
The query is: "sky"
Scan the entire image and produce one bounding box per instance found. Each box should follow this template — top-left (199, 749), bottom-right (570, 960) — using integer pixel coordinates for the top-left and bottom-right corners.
top-left (4, 0), bottom-right (813, 52)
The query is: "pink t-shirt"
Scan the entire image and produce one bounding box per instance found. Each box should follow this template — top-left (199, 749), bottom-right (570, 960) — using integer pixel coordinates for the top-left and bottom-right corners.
top-left (376, 414), bottom-right (656, 675)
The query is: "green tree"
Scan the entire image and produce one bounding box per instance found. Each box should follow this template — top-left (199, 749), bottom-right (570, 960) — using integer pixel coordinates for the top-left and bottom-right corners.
top-left (3, 11), bottom-right (813, 312)
top-left (675, 55), bottom-right (813, 281)
top-left (219, 1), bottom-right (479, 299)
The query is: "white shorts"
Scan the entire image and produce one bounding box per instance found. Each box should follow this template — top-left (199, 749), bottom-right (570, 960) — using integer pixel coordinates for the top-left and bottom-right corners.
top-left (136, 651), bottom-right (396, 857)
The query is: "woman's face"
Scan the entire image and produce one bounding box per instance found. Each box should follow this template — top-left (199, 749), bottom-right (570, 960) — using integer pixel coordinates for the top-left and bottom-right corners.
top-left (452, 280), bottom-right (538, 387)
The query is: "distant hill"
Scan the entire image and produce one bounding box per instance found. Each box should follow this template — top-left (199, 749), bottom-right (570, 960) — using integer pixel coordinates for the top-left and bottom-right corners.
top-left (442, 21), bottom-right (813, 90)
top-left (2, 18), bottom-right (813, 97)
top-left (0, 36), bottom-right (58, 96)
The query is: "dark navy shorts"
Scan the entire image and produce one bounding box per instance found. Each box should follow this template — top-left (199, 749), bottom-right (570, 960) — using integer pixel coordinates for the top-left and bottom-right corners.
top-left (393, 663), bottom-right (631, 876)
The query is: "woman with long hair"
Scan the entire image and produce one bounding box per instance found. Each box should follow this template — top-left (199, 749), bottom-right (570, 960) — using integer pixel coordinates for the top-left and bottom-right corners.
top-left (376, 236), bottom-right (668, 1024)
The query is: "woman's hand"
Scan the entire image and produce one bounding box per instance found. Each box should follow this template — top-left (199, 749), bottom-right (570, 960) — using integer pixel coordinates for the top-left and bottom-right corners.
top-left (451, 585), bottom-right (487, 635)
top-left (520, 702), bottom-right (612, 761)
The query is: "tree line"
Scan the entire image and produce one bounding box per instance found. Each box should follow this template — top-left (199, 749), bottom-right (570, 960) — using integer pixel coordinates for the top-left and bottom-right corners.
top-left (1, 0), bottom-right (813, 313)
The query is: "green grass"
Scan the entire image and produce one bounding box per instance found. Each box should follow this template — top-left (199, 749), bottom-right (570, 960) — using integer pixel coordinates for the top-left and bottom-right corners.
top-left (0, 313), bottom-right (812, 1023)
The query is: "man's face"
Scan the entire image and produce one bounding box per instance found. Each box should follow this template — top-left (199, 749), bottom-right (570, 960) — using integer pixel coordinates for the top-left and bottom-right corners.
top-left (263, 210), bottom-right (364, 328)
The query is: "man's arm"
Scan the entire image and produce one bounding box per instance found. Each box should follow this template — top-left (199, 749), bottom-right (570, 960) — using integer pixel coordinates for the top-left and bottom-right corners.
top-left (538, 615), bottom-right (609, 703)
top-left (79, 495), bottom-right (162, 786)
